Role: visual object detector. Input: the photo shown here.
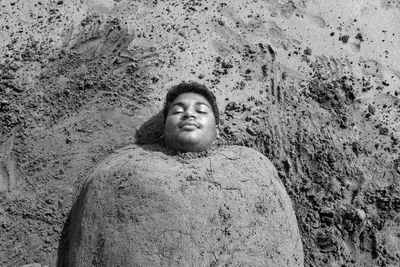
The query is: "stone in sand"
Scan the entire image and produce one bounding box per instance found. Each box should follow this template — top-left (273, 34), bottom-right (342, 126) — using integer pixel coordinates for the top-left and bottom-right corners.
top-left (61, 145), bottom-right (304, 266)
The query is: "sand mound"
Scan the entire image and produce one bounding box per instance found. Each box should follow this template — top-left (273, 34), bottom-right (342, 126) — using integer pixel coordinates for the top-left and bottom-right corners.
top-left (60, 145), bottom-right (303, 266)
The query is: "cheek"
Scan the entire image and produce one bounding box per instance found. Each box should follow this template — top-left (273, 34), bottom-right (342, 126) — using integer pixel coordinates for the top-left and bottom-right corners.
top-left (166, 116), bottom-right (179, 126)
top-left (164, 118), bottom-right (177, 133)
top-left (202, 116), bottom-right (216, 132)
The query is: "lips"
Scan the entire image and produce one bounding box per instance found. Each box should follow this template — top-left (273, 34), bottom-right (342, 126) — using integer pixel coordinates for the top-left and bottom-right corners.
top-left (179, 121), bottom-right (200, 129)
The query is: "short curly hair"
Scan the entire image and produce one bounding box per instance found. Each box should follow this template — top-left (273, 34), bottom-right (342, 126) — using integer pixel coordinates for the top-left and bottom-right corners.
top-left (163, 82), bottom-right (219, 125)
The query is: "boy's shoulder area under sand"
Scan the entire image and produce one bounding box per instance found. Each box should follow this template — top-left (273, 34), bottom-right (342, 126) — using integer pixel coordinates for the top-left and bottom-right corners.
top-left (60, 144), bottom-right (304, 267)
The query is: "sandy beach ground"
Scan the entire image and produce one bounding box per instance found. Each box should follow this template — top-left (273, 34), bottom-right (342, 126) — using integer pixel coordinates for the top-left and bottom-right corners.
top-left (0, 0), bottom-right (399, 266)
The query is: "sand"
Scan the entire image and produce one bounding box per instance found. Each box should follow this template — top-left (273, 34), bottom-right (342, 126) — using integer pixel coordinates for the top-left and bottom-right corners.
top-left (0, 0), bottom-right (399, 266)
top-left (59, 145), bottom-right (303, 266)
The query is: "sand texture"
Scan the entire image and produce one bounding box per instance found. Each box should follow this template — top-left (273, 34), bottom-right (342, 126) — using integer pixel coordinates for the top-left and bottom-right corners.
top-left (59, 145), bottom-right (303, 266)
top-left (0, 0), bottom-right (400, 266)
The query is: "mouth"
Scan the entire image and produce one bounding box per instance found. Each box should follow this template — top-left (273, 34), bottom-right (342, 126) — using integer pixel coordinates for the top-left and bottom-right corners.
top-left (179, 121), bottom-right (200, 129)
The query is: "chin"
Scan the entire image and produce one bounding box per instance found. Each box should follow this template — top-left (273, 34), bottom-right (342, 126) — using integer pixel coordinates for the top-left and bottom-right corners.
top-left (166, 138), bottom-right (212, 152)
top-left (180, 138), bottom-right (216, 152)
top-left (165, 130), bottom-right (216, 152)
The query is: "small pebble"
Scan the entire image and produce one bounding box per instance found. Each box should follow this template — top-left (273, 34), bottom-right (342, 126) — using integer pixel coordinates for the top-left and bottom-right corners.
top-left (356, 209), bottom-right (366, 221)
top-left (304, 47), bottom-right (312, 55)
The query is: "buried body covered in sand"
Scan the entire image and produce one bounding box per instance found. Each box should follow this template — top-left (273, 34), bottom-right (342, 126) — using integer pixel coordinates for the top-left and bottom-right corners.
top-left (58, 83), bottom-right (304, 266)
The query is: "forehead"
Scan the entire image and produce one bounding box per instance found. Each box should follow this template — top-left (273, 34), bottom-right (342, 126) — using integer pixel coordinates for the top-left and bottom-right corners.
top-left (171, 92), bottom-right (211, 106)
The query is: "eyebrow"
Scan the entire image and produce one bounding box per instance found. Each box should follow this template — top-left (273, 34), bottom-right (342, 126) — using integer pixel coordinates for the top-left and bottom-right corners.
top-left (171, 101), bottom-right (211, 110)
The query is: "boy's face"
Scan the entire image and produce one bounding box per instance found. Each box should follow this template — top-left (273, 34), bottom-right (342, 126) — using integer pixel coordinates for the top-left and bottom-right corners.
top-left (164, 92), bottom-right (217, 152)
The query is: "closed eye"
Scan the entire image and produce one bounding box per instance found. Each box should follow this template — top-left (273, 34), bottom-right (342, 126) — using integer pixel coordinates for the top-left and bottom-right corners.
top-left (196, 107), bottom-right (210, 114)
top-left (170, 106), bottom-right (184, 114)
top-left (195, 103), bottom-right (211, 114)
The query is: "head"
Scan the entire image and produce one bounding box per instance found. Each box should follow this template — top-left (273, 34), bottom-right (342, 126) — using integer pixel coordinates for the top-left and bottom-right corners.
top-left (163, 82), bottom-right (219, 152)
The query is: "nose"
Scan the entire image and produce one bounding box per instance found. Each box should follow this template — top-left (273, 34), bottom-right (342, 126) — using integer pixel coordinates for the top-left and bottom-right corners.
top-left (183, 106), bottom-right (196, 119)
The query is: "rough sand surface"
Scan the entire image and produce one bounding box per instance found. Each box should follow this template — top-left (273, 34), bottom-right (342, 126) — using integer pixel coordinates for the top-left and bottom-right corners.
top-left (59, 145), bottom-right (303, 266)
top-left (0, 0), bottom-right (399, 266)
